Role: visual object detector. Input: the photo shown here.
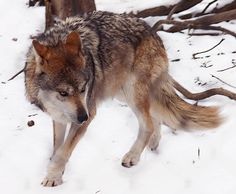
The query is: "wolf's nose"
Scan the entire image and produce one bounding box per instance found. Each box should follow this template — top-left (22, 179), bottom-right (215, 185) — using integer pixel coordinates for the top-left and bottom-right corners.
top-left (77, 113), bottom-right (88, 123)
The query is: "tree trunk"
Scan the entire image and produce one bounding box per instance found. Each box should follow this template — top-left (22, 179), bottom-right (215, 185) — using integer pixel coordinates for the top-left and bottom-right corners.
top-left (45, 0), bottom-right (96, 30)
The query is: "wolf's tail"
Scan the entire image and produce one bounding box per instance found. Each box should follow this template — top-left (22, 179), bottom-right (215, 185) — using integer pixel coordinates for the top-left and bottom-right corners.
top-left (154, 75), bottom-right (223, 130)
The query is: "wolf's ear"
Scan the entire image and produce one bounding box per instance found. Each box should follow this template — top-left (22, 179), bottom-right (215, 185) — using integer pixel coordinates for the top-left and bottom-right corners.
top-left (32, 40), bottom-right (48, 58)
top-left (65, 31), bottom-right (81, 55)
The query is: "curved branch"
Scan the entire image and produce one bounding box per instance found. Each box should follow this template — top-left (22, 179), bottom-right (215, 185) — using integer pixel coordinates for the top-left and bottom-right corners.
top-left (192, 38), bottom-right (225, 59)
top-left (172, 78), bottom-right (236, 101)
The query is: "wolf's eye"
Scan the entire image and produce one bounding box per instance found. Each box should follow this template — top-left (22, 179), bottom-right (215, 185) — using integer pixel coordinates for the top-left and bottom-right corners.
top-left (38, 71), bottom-right (46, 77)
top-left (80, 87), bottom-right (86, 93)
top-left (59, 91), bottom-right (69, 97)
top-left (80, 83), bottom-right (87, 93)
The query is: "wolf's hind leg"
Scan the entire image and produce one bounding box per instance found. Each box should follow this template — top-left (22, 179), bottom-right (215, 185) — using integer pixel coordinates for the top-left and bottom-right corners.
top-left (148, 106), bottom-right (161, 151)
top-left (148, 120), bottom-right (161, 151)
top-left (52, 121), bottom-right (66, 156)
top-left (121, 84), bottom-right (155, 167)
top-left (122, 105), bottom-right (155, 167)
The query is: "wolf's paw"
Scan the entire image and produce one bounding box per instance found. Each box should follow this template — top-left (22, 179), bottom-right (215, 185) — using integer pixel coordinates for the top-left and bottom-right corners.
top-left (148, 133), bottom-right (160, 151)
top-left (148, 137), bottom-right (160, 151)
top-left (41, 175), bottom-right (63, 187)
top-left (121, 152), bottom-right (140, 168)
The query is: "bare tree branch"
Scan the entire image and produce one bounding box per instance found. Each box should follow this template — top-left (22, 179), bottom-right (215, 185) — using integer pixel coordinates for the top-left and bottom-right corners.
top-left (172, 78), bottom-right (236, 101)
top-left (132, 0), bottom-right (203, 18)
top-left (201, 0), bottom-right (218, 14)
top-left (197, 25), bottom-right (236, 37)
top-left (188, 32), bottom-right (221, 36)
top-left (211, 74), bottom-right (236, 89)
top-left (180, 0), bottom-right (236, 19)
top-left (170, 9), bottom-right (236, 32)
top-left (152, 9), bottom-right (236, 38)
top-left (206, 0), bottom-right (236, 14)
top-left (192, 38), bottom-right (225, 59)
top-left (217, 64), bottom-right (236, 72)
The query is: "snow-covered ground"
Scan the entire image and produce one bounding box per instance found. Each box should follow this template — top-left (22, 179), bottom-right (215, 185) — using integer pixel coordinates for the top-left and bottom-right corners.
top-left (0, 0), bottom-right (236, 194)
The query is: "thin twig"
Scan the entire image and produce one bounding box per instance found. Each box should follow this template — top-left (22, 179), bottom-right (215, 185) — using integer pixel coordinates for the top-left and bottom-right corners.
top-left (211, 74), bottom-right (236, 89)
top-left (192, 38), bottom-right (225, 59)
top-left (199, 25), bottom-right (236, 37)
top-left (8, 67), bottom-right (25, 81)
top-left (167, 4), bottom-right (178, 20)
top-left (188, 32), bottom-right (221, 36)
top-left (217, 64), bottom-right (236, 72)
top-left (201, 0), bottom-right (218, 14)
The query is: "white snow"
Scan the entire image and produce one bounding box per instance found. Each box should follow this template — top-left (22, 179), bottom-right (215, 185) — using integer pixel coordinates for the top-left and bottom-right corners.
top-left (0, 0), bottom-right (236, 194)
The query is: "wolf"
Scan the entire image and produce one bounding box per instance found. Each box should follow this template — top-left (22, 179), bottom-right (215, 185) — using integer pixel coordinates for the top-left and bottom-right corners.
top-left (24, 11), bottom-right (222, 187)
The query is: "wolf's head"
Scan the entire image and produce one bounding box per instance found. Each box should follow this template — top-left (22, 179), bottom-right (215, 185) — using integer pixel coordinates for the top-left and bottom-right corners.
top-left (32, 32), bottom-right (90, 124)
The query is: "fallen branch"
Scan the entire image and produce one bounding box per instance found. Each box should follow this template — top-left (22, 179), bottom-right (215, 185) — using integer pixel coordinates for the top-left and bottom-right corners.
top-left (217, 64), bottom-right (236, 72)
top-left (132, 0), bottom-right (203, 18)
top-left (212, 0), bottom-right (236, 13)
top-left (180, 0), bottom-right (236, 19)
top-left (176, 9), bottom-right (235, 31)
top-left (192, 38), bottom-right (225, 59)
top-left (188, 32), bottom-right (221, 36)
top-left (152, 9), bottom-right (236, 38)
top-left (172, 78), bottom-right (236, 101)
top-left (179, 0), bottom-right (218, 19)
top-left (153, 20), bottom-right (236, 37)
top-left (195, 25), bottom-right (236, 37)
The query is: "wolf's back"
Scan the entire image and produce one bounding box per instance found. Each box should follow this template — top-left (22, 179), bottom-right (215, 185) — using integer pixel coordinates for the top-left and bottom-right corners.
top-left (45, 11), bottom-right (151, 47)
top-left (154, 76), bottom-right (223, 130)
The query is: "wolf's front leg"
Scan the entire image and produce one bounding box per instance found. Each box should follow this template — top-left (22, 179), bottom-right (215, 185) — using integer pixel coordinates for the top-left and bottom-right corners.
top-left (52, 121), bottom-right (67, 156)
top-left (42, 121), bottom-right (91, 187)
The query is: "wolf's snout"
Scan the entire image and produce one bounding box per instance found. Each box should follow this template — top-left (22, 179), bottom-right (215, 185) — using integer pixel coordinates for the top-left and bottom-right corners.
top-left (77, 112), bottom-right (88, 123)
